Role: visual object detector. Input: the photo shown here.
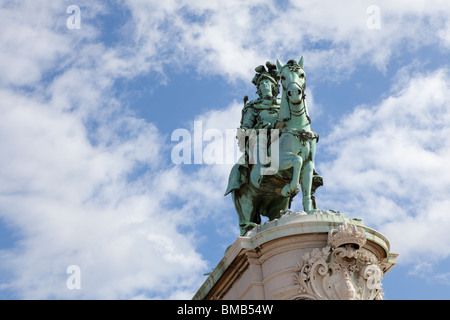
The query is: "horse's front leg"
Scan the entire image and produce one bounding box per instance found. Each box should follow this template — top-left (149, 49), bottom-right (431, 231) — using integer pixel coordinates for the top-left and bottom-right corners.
top-left (279, 151), bottom-right (303, 197)
top-left (275, 134), bottom-right (303, 198)
top-left (300, 161), bottom-right (313, 212)
top-left (300, 139), bottom-right (317, 212)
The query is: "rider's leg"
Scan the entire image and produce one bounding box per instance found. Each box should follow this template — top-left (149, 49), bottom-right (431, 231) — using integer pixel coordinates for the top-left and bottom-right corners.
top-left (233, 190), bottom-right (256, 236)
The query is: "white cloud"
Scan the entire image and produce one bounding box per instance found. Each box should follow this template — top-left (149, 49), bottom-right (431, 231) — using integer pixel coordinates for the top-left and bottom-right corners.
top-left (0, 1), bottom-right (211, 299)
top-left (119, 0), bottom-right (450, 82)
top-left (0, 1), bottom-right (105, 87)
top-left (0, 82), bottom-right (213, 298)
top-left (1, 0), bottom-right (450, 299)
top-left (318, 68), bottom-right (450, 265)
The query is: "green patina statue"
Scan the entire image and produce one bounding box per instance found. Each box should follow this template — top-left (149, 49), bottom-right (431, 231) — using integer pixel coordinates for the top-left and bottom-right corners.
top-left (225, 57), bottom-right (323, 236)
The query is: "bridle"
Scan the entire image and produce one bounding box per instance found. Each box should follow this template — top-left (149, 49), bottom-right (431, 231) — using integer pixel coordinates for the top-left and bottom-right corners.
top-left (279, 65), bottom-right (309, 123)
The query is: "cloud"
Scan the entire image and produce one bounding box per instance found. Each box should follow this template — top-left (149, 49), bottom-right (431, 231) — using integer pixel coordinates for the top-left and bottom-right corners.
top-left (0, 80), bottom-right (214, 298)
top-left (318, 68), bottom-right (450, 264)
top-left (0, 0), bottom-right (253, 299)
top-left (0, 1), bottom-right (106, 87)
top-left (0, 1), bottom-right (210, 299)
top-left (120, 0), bottom-right (450, 82)
top-left (1, 0), bottom-right (450, 299)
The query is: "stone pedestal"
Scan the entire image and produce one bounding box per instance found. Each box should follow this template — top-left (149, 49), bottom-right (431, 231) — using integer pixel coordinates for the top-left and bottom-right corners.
top-left (193, 210), bottom-right (397, 300)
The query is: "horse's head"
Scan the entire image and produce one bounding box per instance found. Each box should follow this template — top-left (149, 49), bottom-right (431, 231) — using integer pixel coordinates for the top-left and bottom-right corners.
top-left (276, 56), bottom-right (305, 105)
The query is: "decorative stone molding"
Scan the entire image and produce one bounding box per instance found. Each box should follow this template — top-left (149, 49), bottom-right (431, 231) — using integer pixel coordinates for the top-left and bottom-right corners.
top-left (293, 222), bottom-right (384, 300)
top-left (328, 222), bottom-right (366, 249)
top-left (193, 212), bottom-right (397, 300)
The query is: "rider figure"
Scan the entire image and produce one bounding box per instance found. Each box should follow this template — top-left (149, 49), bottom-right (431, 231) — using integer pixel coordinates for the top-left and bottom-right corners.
top-left (224, 61), bottom-right (281, 235)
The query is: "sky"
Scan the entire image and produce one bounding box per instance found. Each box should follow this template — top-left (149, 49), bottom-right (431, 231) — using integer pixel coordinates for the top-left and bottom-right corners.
top-left (1, 0), bottom-right (450, 300)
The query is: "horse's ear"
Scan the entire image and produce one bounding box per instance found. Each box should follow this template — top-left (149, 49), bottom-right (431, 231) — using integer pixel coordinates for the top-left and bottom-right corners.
top-left (276, 59), bottom-right (284, 71)
top-left (298, 56), bottom-right (304, 68)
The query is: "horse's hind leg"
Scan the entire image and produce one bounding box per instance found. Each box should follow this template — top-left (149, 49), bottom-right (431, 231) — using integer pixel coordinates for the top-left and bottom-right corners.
top-left (266, 196), bottom-right (288, 220)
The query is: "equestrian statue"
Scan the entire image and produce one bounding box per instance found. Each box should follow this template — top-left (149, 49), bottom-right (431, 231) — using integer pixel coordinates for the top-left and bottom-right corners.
top-left (225, 57), bottom-right (323, 236)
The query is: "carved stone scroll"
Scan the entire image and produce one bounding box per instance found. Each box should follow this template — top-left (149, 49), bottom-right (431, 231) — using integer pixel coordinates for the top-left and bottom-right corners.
top-left (293, 222), bottom-right (384, 300)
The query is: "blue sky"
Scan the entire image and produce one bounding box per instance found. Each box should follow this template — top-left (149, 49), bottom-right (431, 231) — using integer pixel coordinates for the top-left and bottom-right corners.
top-left (1, 0), bottom-right (450, 299)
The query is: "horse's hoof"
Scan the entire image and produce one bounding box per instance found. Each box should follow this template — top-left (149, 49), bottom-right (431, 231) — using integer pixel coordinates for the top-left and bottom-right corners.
top-left (240, 222), bottom-right (258, 236)
top-left (244, 222), bottom-right (258, 229)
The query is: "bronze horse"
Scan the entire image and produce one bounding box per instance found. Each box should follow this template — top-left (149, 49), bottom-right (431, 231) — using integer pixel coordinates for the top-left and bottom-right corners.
top-left (226, 57), bottom-right (322, 235)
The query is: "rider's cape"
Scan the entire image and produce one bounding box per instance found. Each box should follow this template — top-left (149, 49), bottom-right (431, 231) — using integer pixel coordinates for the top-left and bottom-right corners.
top-left (224, 162), bottom-right (248, 196)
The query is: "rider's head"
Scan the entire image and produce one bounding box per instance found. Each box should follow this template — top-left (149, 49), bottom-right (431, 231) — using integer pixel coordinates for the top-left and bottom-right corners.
top-left (252, 61), bottom-right (280, 99)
